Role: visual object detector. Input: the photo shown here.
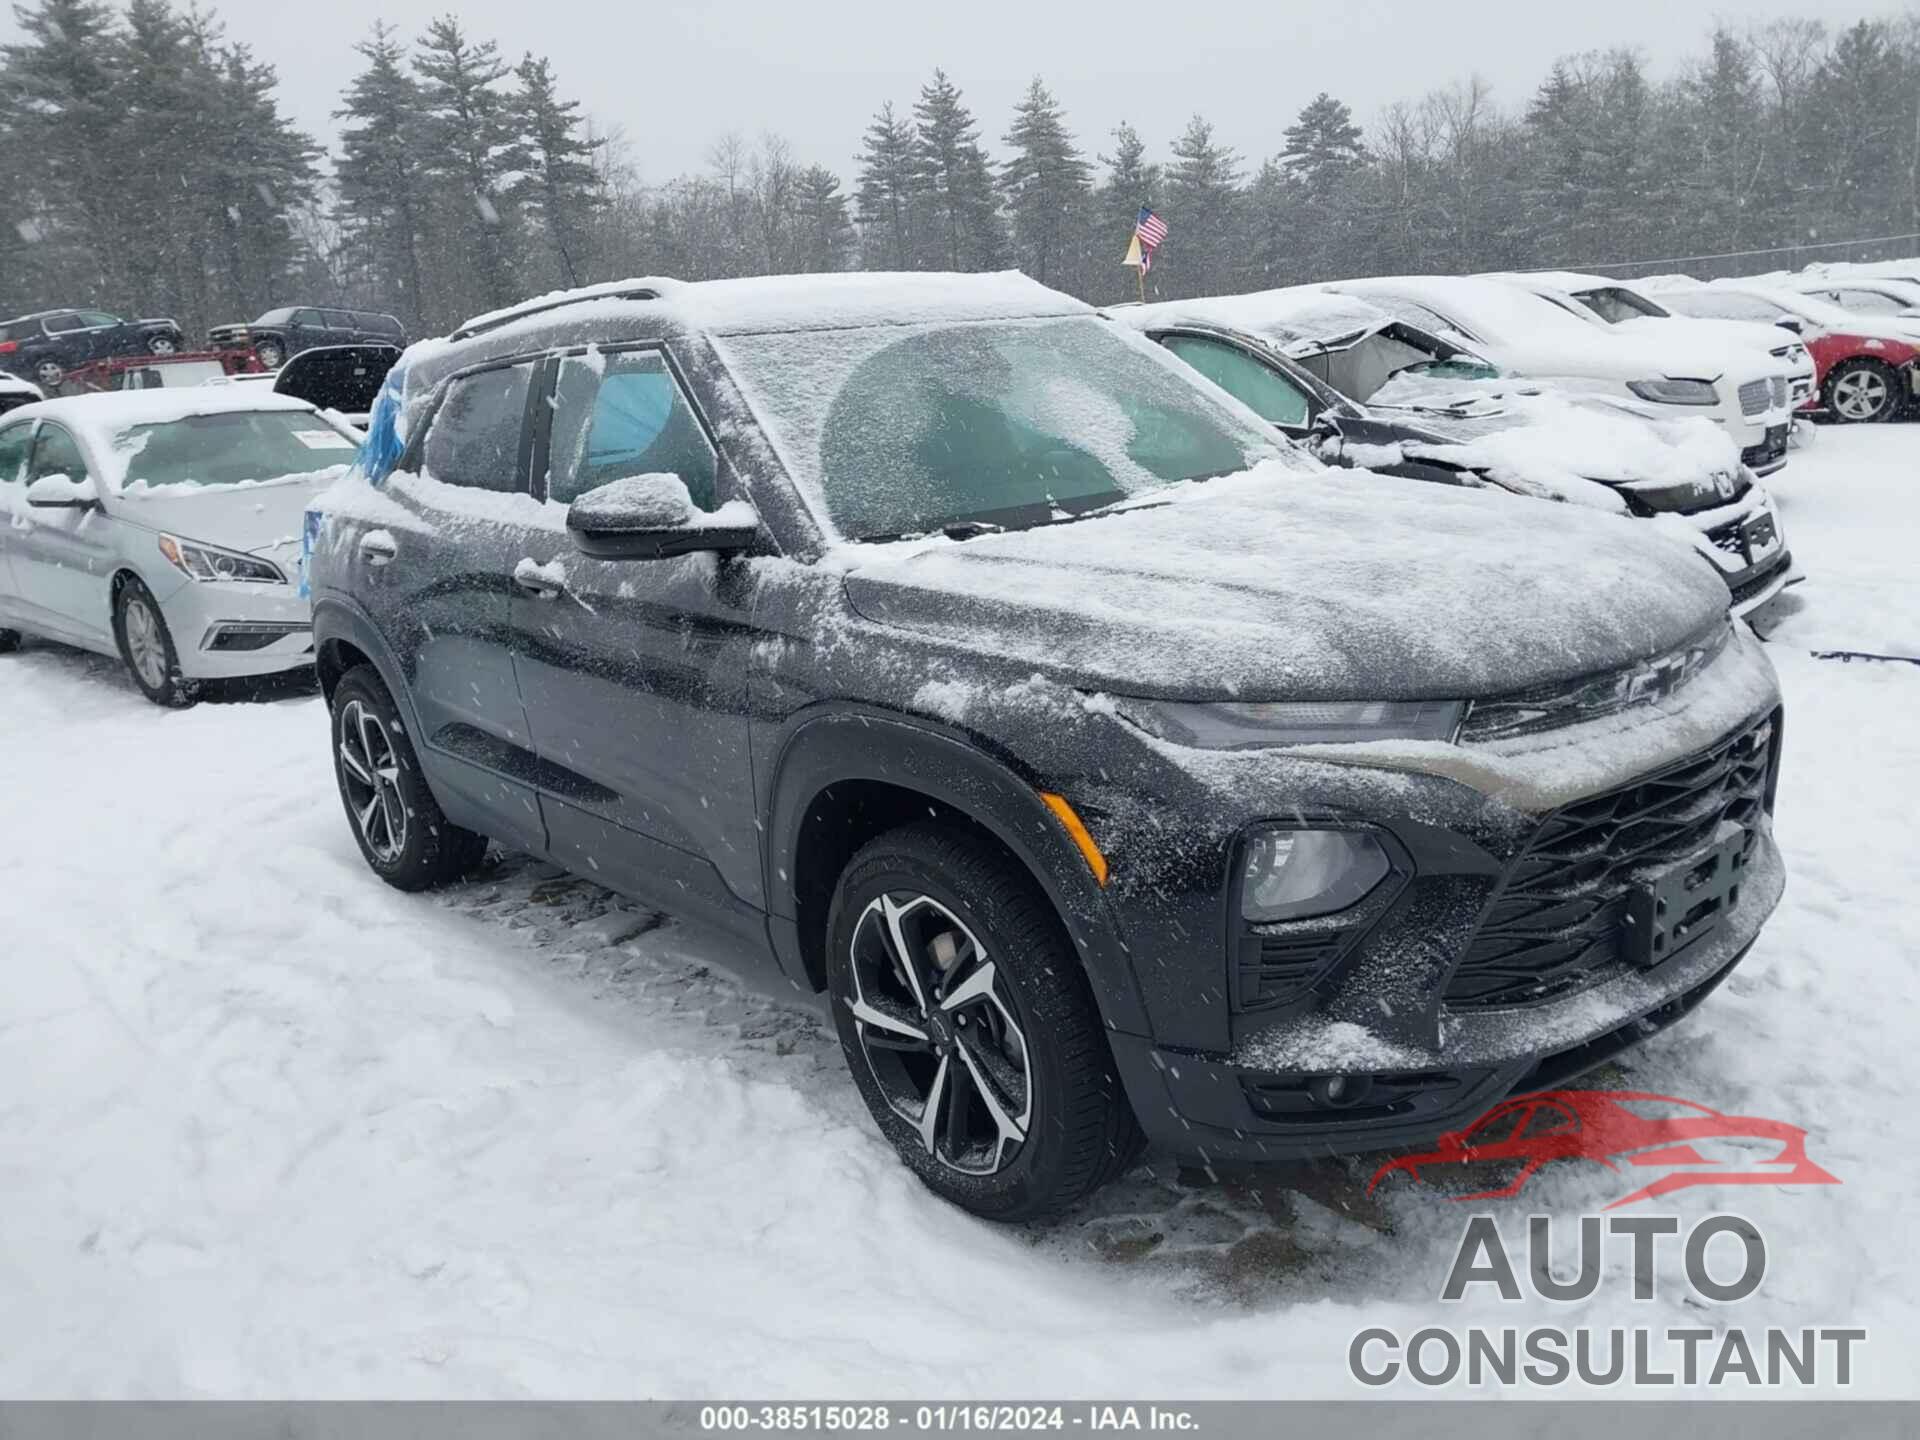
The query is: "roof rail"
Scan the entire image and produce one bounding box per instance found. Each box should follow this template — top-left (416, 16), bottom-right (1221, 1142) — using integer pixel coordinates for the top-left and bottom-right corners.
top-left (450, 278), bottom-right (681, 342)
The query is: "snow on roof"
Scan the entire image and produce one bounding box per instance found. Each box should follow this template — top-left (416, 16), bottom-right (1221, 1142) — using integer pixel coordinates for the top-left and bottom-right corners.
top-left (455, 270), bottom-right (1086, 344)
top-left (1493, 269), bottom-right (1619, 294)
top-left (0, 372), bottom-right (40, 396)
top-left (1108, 287), bottom-right (1390, 350)
top-left (12, 386), bottom-right (317, 436)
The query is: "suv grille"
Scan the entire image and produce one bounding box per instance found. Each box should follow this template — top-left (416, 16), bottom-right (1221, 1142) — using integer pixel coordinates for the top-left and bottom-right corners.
top-left (1444, 711), bottom-right (1777, 1011)
top-left (1737, 379), bottom-right (1771, 416)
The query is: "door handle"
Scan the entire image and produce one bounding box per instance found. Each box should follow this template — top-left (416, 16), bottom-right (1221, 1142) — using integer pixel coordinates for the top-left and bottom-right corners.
top-left (358, 530), bottom-right (397, 566)
top-left (512, 556), bottom-right (563, 600)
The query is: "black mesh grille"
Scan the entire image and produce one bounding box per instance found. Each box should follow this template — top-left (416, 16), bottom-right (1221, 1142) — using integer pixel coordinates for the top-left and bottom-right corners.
top-left (1444, 711), bottom-right (1777, 1012)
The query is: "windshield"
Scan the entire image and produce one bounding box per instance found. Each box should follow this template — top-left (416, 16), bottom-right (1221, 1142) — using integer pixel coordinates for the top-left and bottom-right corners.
top-left (114, 409), bottom-right (360, 488)
top-left (719, 316), bottom-right (1280, 540)
top-left (1576, 286), bottom-right (1668, 323)
top-left (1301, 327), bottom-right (1464, 403)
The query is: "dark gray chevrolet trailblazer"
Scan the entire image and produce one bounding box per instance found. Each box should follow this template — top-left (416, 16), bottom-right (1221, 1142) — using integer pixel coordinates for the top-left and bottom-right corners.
top-left (305, 271), bottom-right (1786, 1221)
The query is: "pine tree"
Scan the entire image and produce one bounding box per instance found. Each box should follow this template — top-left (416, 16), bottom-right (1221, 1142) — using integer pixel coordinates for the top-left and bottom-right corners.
top-left (413, 15), bottom-right (520, 322)
top-left (1280, 92), bottom-right (1369, 282)
top-left (335, 23), bottom-right (430, 326)
top-left (1001, 77), bottom-right (1092, 289)
top-left (1, 0), bottom-right (127, 302)
top-left (794, 164), bottom-right (856, 273)
top-left (1282, 93), bottom-right (1367, 192)
top-left (509, 54), bottom-right (603, 288)
top-left (1162, 115), bottom-right (1241, 298)
top-left (911, 70), bottom-right (1004, 271)
top-left (854, 102), bottom-right (918, 269)
top-left (1804, 21), bottom-right (1909, 235)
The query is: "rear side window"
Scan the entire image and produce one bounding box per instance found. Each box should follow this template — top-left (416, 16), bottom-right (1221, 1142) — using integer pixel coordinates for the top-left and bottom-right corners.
top-left (0, 423), bottom-right (31, 483)
top-left (27, 423), bottom-right (86, 482)
top-left (77, 311), bottom-right (119, 328)
top-left (291, 309), bottom-right (323, 328)
top-left (42, 314), bottom-right (82, 334)
top-left (545, 350), bottom-right (718, 509)
top-left (1160, 335), bottom-right (1312, 428)
top-left (367, 315), bottom-right (405, 338)
top-left (323, 310), bottom-right (354, 329)
top-left (422, 362), bottom-right (534, 493)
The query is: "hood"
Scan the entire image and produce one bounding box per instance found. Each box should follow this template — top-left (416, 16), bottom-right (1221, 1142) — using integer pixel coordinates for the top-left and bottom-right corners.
top-left (106, 472), bottom-right (342, 555)
top-left (840, 466), bottom-right (1727, 702)
top-left (1492, 324), bottom-right (1769, 386)
top-left (1618, 315), bottom-right (1807, 362)
top-left (1364, 376), bottom-right (1742, 505)
top-left (1815, 315), bottom-right (1920, 348)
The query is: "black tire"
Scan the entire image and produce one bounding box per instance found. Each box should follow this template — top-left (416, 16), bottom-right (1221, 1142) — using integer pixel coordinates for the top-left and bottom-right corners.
top-left (1823, 357), bottom-right (1899, 424)
top-left (330, 663), bottom-right (489, 891)
top-left (0, 628), bottom-right (21, 653)
top-left (254, 339), bottom-right (285, 370)
top-left (112, 576), bottom-right (197, 707)
top-left (146, 333), bottom-right (178, 356)
top-left (826, 821), bottom-right (1142, 1222)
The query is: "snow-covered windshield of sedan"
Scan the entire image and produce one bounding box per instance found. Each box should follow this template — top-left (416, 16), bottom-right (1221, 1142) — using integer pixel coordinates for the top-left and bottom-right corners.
top-left (113, 410), bottom-right (360, 489)
top-left (1574, 286), bottom-right (1669, 323)
top-left (719, 316), bottom-right (1279, 540)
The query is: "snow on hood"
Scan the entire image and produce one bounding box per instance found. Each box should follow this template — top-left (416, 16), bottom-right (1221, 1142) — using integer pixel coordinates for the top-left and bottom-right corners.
top-left (108, 468), bottom-right (345, 554)
top-left (1367, 379), bottom-right (1743, 498)
top-left (838, 463), bottom-right (1728, 703)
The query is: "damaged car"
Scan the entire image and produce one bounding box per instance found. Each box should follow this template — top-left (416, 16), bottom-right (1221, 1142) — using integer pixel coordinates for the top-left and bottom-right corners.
top-left (1113, 291), bottom-right (1794, 616)
top-left (306, 271), bottom-right (1786, 1221)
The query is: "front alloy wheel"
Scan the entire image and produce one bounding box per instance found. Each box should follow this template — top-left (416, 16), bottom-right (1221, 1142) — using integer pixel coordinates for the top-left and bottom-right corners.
top-left (826, 822), bottom-right (1142, 1220)
top-left (337, 697), bottom-right (408, 865)
top-left (847, 892), bottom-right (1033, 1175)
top-left (1826, 358), bottom-right (1897, 423)
top-left (34, 359), bottom-right (62, 388)
top-left (147, 334), bottom-right (177, 356)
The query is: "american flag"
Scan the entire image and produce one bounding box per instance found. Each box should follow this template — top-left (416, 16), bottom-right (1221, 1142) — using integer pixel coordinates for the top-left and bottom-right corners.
top-left (1134, 206), bottom-right (1168, 272)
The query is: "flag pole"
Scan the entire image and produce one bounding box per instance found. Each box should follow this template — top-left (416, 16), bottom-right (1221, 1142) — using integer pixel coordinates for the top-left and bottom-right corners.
top-left (1136, 261), bottom-right (1146, 305)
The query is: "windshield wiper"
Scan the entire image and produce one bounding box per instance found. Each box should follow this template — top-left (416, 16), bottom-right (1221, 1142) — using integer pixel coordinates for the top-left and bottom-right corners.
top-left (856, 519), bottom-right (1005, 544)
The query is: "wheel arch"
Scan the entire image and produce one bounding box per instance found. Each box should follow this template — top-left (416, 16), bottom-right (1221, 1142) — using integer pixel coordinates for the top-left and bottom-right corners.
top-left (764, 706), bottom-right (1151, 1037)
top-left (312, 596), bottom-right (421, 734)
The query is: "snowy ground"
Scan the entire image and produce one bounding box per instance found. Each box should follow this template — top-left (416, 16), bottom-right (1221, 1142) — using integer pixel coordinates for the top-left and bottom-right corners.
top-left (2, 427), bottom-right (1916, 1398)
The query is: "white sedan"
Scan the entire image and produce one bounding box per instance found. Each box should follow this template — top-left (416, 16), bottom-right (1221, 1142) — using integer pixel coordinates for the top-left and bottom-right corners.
top-left (0, 389), bottom-right (362, 704)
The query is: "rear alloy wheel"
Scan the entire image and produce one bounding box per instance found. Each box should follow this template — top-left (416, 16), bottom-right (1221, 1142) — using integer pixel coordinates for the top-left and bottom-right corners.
top-left (1824, 357), bottom-right (1898, 423)
top-left (827, 822), bottom-right (1142, 1221)
top-left (33, 359), bottom-right (63, 389)
top-left (146, 334), bottom-right (177, 356)
top-left (330, 664), bottom-right (489, 890)
top-left (254, 340), bottom-right (285, 370)
top-left (113, 577), bottom-right (197, 707)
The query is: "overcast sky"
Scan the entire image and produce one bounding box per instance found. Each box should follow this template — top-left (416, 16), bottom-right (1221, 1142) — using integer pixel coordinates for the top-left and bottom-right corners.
top-left (6, 0), bottom-right (1909, 181)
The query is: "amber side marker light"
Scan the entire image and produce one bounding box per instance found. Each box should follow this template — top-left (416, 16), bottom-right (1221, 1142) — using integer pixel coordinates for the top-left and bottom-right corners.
top-left (1040, 792), bottom-right (1109, 888)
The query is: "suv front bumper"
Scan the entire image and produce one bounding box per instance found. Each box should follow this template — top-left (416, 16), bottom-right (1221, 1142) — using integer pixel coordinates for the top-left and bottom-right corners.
top-left (1110, 832), bottom-right (1780, 1165)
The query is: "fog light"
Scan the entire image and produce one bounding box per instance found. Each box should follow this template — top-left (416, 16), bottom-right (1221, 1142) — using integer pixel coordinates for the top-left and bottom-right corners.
top-left (1241, 828), bottom-right (1392, 922)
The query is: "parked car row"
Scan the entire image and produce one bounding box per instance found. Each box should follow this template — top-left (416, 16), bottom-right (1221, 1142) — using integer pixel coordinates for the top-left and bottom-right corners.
top-left (1, 303), bottom-right (407, 387)
top-left (0, 269), bottom-right (1793, 1223)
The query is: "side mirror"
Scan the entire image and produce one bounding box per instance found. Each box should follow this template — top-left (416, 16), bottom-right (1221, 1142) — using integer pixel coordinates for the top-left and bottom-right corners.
top-left (1774, 315), bottom-right (1804, 334)
top-left (566, 473), bottom-right (758, 560)
top-left (26, 473), bottom-right (99, 509)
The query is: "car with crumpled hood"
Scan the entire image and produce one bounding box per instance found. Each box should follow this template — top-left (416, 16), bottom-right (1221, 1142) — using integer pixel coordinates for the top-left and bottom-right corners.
top-left (1114, 290), bottom-right (1794, 616)
top-left (305, 269), bottom-right (1786, 1221)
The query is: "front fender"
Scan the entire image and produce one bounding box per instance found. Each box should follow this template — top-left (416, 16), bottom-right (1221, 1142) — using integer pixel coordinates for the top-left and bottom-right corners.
top-left (763, 704), bottom-right (1153, 1038)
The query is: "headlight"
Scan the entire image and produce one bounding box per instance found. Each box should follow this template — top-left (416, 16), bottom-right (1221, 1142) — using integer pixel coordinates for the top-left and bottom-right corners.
top-left (157, 533), bottom-right (284, 584)
top-left (1627, 378), bottom-right (1720, 406)
top-left (1241, 828), bottom-right (1393, 922)
top-left (1117, 697), bottom-right (1463, 750)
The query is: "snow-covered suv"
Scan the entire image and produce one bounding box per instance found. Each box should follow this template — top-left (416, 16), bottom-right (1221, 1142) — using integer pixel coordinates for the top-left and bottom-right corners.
top-left (306, 272), bottom-right (1785, 1220)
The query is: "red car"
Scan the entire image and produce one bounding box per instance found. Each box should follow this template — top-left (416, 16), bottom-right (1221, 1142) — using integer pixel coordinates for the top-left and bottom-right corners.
top-left (54, 350), bottom-right (261, 395)
top-left (1367, 1090), bottom-right (1839, 1208)
top-left (1661, 282), bottom-right (1920, 423)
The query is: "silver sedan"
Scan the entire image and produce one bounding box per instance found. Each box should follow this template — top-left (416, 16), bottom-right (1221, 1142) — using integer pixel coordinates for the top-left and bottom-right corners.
top-left (0, 389), bottom-right (361, 705)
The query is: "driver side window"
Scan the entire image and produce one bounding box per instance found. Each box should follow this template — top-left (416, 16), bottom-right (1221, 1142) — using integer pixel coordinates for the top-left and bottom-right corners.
top-left (1159, 335), bottom-right (1313, 429)
top-left (26, 423), bottom-right (86, 483)
top-left (545, 349), bottom-right (719, 510)
top-left (0, 424), bottom-right (32, 485)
